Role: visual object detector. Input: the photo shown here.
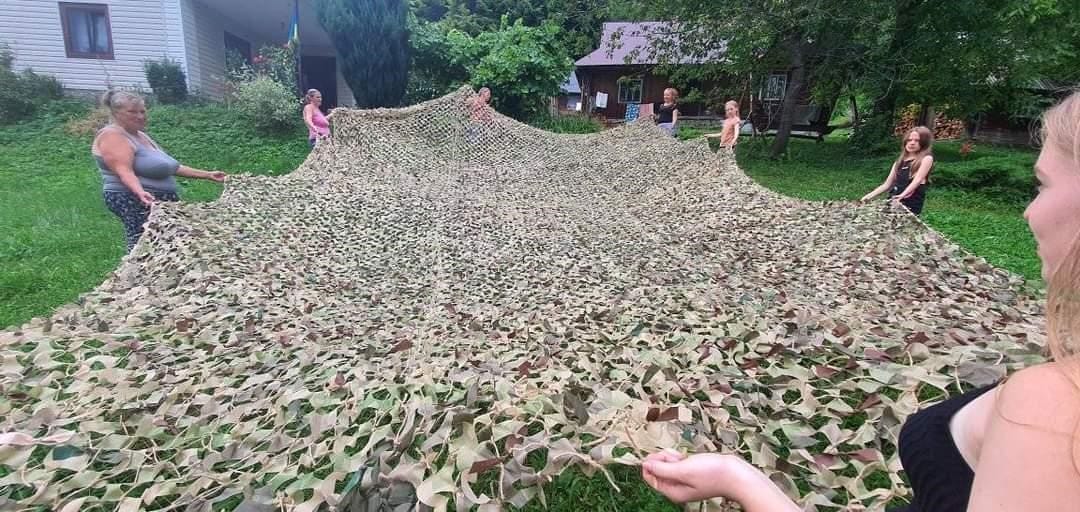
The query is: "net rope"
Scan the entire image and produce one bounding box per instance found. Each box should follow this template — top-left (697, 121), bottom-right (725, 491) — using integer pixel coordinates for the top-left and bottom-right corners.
top-left (0, 87), bottom-right (1045, 511)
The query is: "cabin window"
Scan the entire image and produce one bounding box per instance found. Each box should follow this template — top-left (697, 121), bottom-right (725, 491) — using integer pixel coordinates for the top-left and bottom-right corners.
top-left (618, 78), bottom-right (643, 104)
top-left (59, 2), bottom-right (114, 59)
top-left (763, 73), bottom-right (787, 101)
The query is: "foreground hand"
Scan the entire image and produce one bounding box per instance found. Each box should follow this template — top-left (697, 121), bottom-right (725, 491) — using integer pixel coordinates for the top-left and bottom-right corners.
top-left (642, 450), bottom-right (743, 503)
top-left (207, 171), bottom-right (227, 183)
top-left (136, 190), bottom-right (156, 207)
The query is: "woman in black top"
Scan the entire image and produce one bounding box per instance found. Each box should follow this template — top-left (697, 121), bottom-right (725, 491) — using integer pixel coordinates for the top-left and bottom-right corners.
top-left (640, 92), bottom-right (1080, 511)
top-left (654, 88), bottom-right (680, 137)
top-left (861, 126), bottom-right (935, 215)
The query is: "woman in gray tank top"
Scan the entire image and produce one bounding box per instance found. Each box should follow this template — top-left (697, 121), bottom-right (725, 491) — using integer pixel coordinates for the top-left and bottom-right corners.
top-left (93, 91), bottom-right (227, 251)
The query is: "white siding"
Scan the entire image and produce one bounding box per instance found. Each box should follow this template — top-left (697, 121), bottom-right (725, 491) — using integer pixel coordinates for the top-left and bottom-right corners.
top-left (180, 0), bottom-right (268, 99)
top-left (0, 0), bottom-right (188, 92)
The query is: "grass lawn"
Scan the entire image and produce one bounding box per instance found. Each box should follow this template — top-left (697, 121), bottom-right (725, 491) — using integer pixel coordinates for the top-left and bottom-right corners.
top-left (0, 103), bottom-right (310, 329)
top-left (680, 126), bottom-right (1041, 283)
top-left (0, 105), bottom-right (1038, 511)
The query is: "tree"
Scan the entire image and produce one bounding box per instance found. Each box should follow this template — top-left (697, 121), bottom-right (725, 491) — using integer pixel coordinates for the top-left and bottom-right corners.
top-left (410, 0), bottom-right (646, 58)
top-left (851, 0), bottom-right (1080, 150)
top-left (630, 1), bottom-right (886, 157)
top-left (316, 0), bottom-right (410, 108)
top-left (446, 18), bottom-right (574, 119)
top-left (404, 12), bottom-right (471, 104)
top-left (632, 0), bottom-right (1080, 154)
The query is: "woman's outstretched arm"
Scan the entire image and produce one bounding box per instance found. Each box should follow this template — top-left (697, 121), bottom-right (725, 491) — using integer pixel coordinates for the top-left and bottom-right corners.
top-left (643, 450), bottom-right (801, 512)
top-left (861, 161), bottom-right (900, 202)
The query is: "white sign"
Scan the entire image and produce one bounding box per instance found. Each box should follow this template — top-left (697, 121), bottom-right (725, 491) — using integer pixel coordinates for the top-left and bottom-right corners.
top-left (596, 92), bottom-right (608, 109)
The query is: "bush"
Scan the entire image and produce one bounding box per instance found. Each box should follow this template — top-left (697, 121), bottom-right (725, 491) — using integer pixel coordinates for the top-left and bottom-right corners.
top-left (252, 45), bottom-right (297, 92)
top-left (530, 113), bottom-right (601, 134)
top-left (932, 155), bottom-right (1035, 203)
top-left (231, 76), bottom-right (300, 134)
top-left (0, 46), bottom-right (65, 124)
top-left (446, 18), bottom-right (574, 120)
top-left (144, 58), bottom-right (188, 104)
top-left (64, 106), bottom-right (110, 136)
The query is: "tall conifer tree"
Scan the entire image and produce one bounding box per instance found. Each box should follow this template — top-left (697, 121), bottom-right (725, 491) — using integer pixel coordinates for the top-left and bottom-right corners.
top-left (316, 0), bottom-right (409, 107)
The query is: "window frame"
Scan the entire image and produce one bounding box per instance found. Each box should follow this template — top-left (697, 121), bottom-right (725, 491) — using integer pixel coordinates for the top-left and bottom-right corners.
top-left (617, 78), bottom-right (643, 104)
top-left (59, 2), bottom-right (115, 60)
top-left (763, 72), bottom-right (788, 101)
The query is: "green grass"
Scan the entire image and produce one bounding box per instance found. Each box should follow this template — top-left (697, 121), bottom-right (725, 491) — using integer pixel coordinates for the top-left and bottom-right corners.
top-left (0, 102), bottom-right (309, 328)
top-left (519, 465), bottom-right (680, 512)
top-left (680, 127), bottom-right (1040, 282)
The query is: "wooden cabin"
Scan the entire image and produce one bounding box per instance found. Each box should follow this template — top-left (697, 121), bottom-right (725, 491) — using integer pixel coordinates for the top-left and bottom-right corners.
top-left (574, 22), bottom-right (833, 137)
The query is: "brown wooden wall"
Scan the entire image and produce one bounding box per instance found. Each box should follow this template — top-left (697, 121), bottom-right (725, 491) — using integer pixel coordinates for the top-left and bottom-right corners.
top-left (970, 113), bottom-right (1039, 146)
top-left (577, 66), bottom-right (710, 119)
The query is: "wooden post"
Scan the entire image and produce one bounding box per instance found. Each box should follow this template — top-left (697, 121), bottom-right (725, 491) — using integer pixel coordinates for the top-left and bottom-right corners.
top-left (918, 104), bottom-right (936, 131)
top-left (849, 95), bottom-right (860, 128)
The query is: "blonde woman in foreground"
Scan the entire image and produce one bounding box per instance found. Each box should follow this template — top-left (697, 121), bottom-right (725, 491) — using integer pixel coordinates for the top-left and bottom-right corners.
top-left (644, 91), bottom-right (1080, 511)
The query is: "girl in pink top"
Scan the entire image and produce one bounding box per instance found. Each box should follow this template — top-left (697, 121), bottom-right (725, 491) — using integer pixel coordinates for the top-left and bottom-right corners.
top-left (303, 89), bottom-right (330, 147)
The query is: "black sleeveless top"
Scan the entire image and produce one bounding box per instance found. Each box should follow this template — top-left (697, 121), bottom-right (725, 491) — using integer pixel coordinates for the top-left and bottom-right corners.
top-left (888, 158), bottom-right (931, 215)
top-left (655, 102), bottom-right (678, 124)
top-left (893, 384), bottom-right (998, 512)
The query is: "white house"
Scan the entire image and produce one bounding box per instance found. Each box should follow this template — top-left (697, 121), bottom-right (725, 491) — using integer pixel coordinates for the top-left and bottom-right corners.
top-left (0, 0), bottom-right (356, 107)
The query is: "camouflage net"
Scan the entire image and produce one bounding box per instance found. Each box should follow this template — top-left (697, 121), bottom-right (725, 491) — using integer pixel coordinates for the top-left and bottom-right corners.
top-left (0, 87), bottom-right (1046, 512)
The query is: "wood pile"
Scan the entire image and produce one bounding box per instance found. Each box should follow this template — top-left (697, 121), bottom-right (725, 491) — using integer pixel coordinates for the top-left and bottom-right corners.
top-left (894, 104), bottom-right (966, 140)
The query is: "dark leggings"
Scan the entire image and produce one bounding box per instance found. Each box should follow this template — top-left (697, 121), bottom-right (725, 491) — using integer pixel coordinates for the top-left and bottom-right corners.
top-left (103, 189), bottom-right (179, 252)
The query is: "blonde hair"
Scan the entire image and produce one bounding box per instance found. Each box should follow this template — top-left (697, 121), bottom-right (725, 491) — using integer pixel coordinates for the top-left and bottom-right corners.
top-left (725, 100), bottom-right (740, 116)
top-left (664, 88), bottom-right (679, 101)
top-left (1029, 91), bottom-right (1080, 479)
top-left (1043, 92), bottom-right (1080, 363)
top-left (305, 89), bottom-right (321, 103)
top-left (100, 90), bottom-right (144, 114)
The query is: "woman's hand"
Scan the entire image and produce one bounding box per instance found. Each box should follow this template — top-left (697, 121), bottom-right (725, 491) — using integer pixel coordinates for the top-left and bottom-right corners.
top-left (642, 450), bottom-right (744, 503)
top-left (206, 171), bottom-right (227, 183)
top-left (643, 450), bottom-right (802, 512)
top-left (136, 189), bottom-right (156, 207)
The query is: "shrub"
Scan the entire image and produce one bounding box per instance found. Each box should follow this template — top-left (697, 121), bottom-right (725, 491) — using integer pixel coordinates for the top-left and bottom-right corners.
top-left (0, 45), bottom-right (65, 124)
top-left (144, 58), bottom-right (188, 104)
top-left (252, 44), bottom-right (297, 92)
top-left (932, 155), bottom-right (1035, 203)
top-left (231, 75), bottom-right (300, 133)
top-left (446, 19), bottom-right (574, 120)
top-left (530, 113), bottom-right (602, 134)
top-left (64, 106), bottom-right (111, 136)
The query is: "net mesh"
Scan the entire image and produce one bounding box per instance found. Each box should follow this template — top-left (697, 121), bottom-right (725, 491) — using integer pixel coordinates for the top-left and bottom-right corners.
top-left (0, 87), bottom-right (1046, 511)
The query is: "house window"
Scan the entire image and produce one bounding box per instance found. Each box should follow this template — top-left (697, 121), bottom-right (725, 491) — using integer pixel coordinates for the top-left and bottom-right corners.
top-left (618, 78), bottom-right (643, 104)
top-left (763, 73), bottom-right (787, 101)
top-left (59, 2), bottom-right (114, 59)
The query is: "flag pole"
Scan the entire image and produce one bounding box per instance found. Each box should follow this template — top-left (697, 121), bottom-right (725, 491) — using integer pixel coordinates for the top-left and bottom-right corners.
top-left (294, 0), bottom-right (303, 95)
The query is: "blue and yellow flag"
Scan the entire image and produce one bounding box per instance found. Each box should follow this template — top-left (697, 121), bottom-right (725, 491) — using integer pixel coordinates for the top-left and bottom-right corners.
top-left (287, 0), bottom-right (300, 45)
